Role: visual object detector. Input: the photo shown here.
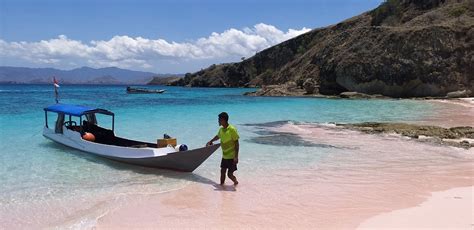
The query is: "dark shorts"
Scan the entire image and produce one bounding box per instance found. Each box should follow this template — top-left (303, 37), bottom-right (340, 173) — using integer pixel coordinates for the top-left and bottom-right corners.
top-left (220, 158), bottom-right (237, 172)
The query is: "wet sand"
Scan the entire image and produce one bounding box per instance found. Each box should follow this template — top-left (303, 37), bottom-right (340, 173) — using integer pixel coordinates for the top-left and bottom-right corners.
top-left (420, 98), bottom-right (474, 127)
top-left (358, 186), bottom-right (473, 229)
top-left (97, 100), bottom-right (474, 229)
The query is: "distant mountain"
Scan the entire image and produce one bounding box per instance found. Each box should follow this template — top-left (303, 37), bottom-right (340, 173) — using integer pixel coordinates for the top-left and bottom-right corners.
top-left (85, 75), bottom-right (122, 85)
top-left (0, 66), bottom-right (181, 85)
top-left (174, 0), bottom-right (474, 98)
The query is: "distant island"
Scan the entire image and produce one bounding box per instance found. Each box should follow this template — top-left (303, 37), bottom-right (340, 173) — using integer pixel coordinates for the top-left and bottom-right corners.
top-left (172, 0), bottom-right (473, 98)
top-left (147, 76), bottom-right (183, 85)
top-left (0, 66), bottom-right (182, 85)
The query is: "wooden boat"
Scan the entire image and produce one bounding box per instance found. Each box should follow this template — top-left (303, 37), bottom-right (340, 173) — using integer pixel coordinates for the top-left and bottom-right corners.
top-left (126, 86), bottom-right (166, 94)
top-left (42, 104), bottom-right (219, 172)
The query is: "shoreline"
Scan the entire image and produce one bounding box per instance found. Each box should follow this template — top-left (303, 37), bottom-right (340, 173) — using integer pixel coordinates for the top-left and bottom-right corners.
top-left (31, 96), bottom-right (469, 229)
top-left (420, 98), bottom-right (474, 128)
top-left (96, 103), bottom-right (474, 229)
top-left (337, 122), bottom-right (474, 149)
top-left (2, 85), bottom-right (473, 229)
top-left (243, 85), bottom-right (474, 101)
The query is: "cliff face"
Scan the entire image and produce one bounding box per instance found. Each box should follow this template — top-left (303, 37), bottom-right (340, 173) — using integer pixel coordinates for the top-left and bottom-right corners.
top-left (174, 0), bottom-right (474, 97)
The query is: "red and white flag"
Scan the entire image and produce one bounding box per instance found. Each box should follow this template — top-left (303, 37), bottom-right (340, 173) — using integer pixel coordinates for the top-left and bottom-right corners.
top-left (53, 77), bottom-right (60, 88)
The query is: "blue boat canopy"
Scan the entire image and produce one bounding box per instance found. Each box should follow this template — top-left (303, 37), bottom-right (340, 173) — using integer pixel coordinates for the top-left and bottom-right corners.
top-left (44, 104), bottom-right (114, 116)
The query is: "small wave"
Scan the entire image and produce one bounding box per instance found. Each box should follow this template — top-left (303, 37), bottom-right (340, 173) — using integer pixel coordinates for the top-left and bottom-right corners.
top-left (241, 120), bottom-right (294, 128)
top-left (315, 122), bottom-right (338, 127)
top-left (431, 98), bottom-right (474, 108)
top-left (0, 89), bottom-right (52, 93)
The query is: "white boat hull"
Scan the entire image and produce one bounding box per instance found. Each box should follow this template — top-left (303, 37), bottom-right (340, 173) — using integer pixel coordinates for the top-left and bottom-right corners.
top-left (43, 127), bottom-right (220, 172)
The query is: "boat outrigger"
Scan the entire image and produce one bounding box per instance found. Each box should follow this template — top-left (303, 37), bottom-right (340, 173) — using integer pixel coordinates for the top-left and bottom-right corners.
top-left (42, 104), bottom-right (220, 172)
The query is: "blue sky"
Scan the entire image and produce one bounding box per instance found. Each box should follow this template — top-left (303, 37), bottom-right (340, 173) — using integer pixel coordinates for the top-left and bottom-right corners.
top-left (0, 0), bottom-right (383, 73)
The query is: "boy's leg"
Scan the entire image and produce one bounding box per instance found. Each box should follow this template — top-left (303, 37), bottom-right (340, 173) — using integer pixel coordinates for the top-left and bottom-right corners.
top-left (227, 170), bottom-right (238, 185)
top-left (220, 168), bottom-right (226, 185)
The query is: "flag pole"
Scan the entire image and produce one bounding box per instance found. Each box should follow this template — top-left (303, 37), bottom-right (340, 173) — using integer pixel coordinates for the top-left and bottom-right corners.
top-left (53, 77), bottom-right (60, 103)
top-left (54, 85), bottom-right (59, 103)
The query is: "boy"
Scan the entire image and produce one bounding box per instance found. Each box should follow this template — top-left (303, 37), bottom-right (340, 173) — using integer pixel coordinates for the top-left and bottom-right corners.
top-left (207, 112), bottom-right (239, 185)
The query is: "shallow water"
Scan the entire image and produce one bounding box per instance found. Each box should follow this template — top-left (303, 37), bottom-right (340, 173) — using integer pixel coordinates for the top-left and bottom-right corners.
top-left (0, 84), bottom-right (451, 228)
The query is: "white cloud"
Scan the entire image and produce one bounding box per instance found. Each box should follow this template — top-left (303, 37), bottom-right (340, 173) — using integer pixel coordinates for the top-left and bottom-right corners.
top-left (0, 23), bottom-right (311, 71)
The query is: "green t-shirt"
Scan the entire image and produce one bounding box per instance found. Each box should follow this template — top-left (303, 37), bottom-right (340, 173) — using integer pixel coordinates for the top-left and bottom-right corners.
top-left (217, 124), bottom-right (239, 159)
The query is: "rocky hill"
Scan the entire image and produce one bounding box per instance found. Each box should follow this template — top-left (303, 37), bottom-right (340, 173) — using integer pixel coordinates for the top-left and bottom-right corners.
top-left (147, 76), bottom-right (183, 85)
top-left (173, 0), bottom-right (474, 98)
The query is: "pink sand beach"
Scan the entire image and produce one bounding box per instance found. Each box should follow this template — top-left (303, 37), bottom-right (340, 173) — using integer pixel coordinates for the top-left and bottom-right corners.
top-left (96, 99), bottom-right (474, 229)
top-left (358, 186), bottom-right (473, 229)
top-left (420, 98), bottom-right (474, 127)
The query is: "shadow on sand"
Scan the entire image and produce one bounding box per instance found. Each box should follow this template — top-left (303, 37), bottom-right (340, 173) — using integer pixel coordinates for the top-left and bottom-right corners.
top-left (212, 184), bottom-right (237, 192)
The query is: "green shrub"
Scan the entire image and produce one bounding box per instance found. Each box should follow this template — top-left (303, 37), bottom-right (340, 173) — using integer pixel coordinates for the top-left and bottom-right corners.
top-left (297, 44), bottom-right (309, 55)
top-left (449, 6), bottom-right (467, 18)
top-left (370, 0), bottom-right (403, 26)
top-left (412, 0), bottom-right (445, 10)
top-left (468, 0), bottom-right (474, 11)
top-left (260, 69), bottom-right (274, 85)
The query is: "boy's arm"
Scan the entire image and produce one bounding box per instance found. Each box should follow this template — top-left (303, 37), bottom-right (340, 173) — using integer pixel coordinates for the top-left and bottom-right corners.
top-left (234, 140), bottom-right (239, 164)
top-left (207, 135), bottom-right (219, 146)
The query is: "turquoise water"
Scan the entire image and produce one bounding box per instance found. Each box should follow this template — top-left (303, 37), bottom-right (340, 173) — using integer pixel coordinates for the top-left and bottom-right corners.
top-left (0, 84), bottom-right (438, 227)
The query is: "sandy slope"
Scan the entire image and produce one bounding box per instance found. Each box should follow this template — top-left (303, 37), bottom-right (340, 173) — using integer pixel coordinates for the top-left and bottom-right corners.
top-left (358, 186), bottom-right (474, 230)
